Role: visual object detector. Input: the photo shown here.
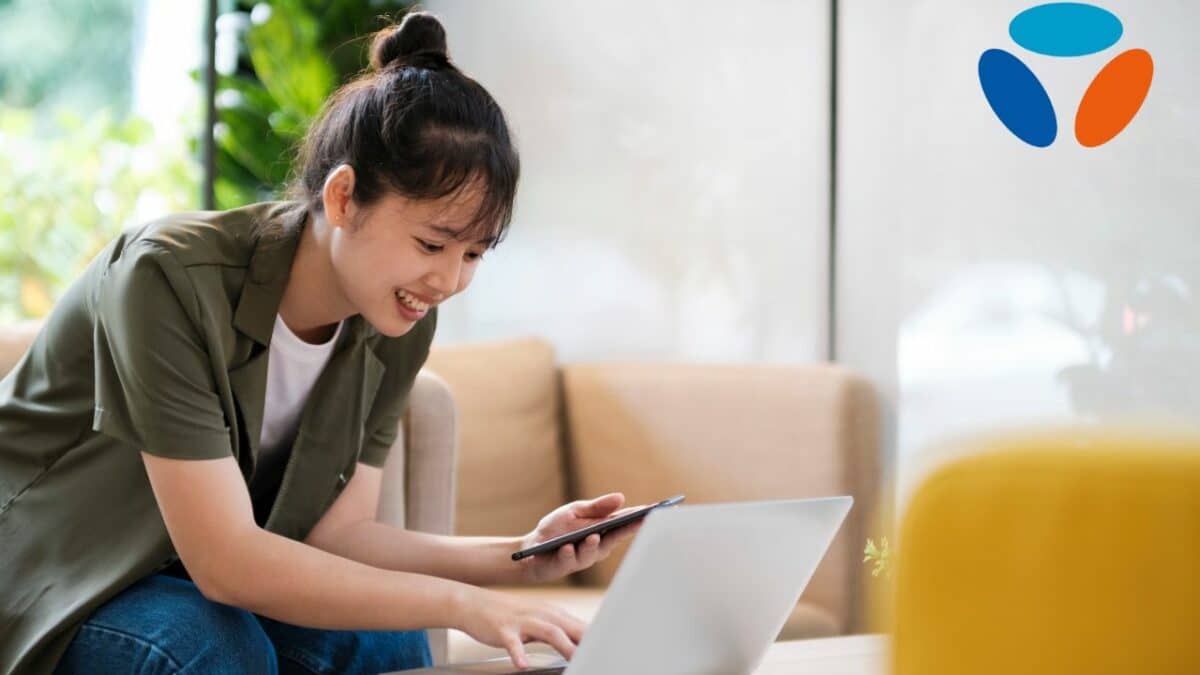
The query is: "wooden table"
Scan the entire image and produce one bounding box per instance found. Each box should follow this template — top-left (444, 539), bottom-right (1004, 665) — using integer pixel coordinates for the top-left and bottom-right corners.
top-left (754, 635), bottom-right (886, 675)
top-left (420, 634), bottom-right (887, 674)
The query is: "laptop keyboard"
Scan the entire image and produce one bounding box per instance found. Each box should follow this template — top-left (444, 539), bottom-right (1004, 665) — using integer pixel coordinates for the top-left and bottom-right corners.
top-left (402, 649), bottom-right (568, 674)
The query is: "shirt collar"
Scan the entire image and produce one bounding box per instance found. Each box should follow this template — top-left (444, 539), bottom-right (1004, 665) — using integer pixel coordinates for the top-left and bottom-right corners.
top-left (233, 201), bottom-right (378, 347)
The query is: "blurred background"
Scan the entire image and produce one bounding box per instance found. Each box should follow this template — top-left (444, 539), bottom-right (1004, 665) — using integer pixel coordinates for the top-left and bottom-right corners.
top-left (1, 0), bottom-right (1197, 492)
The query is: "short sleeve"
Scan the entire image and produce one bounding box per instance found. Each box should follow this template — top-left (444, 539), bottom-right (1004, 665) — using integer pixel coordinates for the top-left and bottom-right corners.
top-left (91, 241), bottom-right (233, 460)
top-left (360, 417), bottom-right (402, 468)
top-left (358, 307), bottom-right (437, 468)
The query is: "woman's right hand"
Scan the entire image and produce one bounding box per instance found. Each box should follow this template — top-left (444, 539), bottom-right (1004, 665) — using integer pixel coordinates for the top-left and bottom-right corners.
top-left (452, 586), bottom-right (587, 669)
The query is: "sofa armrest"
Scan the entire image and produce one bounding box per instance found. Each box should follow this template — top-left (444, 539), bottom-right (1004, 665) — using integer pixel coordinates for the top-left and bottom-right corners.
top-left (376, 369), bottom-right (458, 664)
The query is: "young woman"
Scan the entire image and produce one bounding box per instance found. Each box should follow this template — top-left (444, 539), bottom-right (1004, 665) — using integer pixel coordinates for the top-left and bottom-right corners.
top-left (0, 12), bottom-right (642, 675)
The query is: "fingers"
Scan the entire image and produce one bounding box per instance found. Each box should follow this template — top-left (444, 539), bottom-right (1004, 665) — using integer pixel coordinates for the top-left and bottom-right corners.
top-left (560, 520), bottom-right (642, 561)
top-left (576, 533), bottom-right (602, 567)
top-left (556, 540), bottom-right (578, 569)
top-left (553, 609), bottom-right (587, 644)
top-left (526, 620), bottom-right (577, 662)
top-left (504, 636), bottom-right (529, 670)
top-left (534, 603), bottom-right (586, 643)
top-left (609, 504), bottom-right (646, 518)
top-left (597, 519), bottom-right (644, 555)
top-left (572, 492), bottom-right (624, 518)
top-left (556, 526), bottom-right (642, 573)
top-left (556, 533), bottom-right (604, 571)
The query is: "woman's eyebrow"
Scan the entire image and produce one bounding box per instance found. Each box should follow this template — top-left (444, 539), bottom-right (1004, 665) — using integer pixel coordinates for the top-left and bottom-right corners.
top-left (428, 224), bottom-right (496, 246)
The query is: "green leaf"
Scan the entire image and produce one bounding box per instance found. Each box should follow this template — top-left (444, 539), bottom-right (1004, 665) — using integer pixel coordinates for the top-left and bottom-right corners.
top-left (245, 3), bottom-right (335, 121)
top-left (217, 104), bottom-right (290, 185)
top-left (203, 1), bottom-right (415, 208)
top-left (863, 536), bottom-right (893, 579)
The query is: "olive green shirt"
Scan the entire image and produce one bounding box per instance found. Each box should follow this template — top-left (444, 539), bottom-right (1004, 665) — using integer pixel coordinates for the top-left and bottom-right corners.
top-left (0, 202), bottom-right (437, 674)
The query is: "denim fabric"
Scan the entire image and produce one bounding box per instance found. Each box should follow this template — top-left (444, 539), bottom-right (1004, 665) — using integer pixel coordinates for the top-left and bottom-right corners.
top-left (54, 573), bottom-right (433, 674)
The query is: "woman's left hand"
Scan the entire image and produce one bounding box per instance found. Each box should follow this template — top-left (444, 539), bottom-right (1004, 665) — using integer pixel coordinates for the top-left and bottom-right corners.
top-left (515, 493), bottom-right (645, 584)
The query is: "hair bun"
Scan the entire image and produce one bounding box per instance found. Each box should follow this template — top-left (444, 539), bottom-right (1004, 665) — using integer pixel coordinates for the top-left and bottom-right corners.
top-left (371, 12), bottom-right (450, 71)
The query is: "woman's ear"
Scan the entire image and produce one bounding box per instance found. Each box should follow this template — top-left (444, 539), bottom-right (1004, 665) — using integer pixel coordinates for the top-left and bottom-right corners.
top-left (321, 164), bottom-right (358, 228)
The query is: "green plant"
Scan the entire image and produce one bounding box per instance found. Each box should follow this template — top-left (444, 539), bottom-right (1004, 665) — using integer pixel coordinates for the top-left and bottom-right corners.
top-left (210, 0), bottom-right (414, 209)
top-left (863, 537), bottom-right (892, 578)
top-left (0, 106), bottom-right (199, 321)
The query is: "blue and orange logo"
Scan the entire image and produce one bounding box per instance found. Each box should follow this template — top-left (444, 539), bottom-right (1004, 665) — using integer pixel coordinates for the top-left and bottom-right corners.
top-left (978, 2), bottom-right (1153, 147)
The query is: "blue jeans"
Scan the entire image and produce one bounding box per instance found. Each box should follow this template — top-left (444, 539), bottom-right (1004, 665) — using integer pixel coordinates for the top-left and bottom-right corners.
top-left (55, 573), bottom-right (433, 674)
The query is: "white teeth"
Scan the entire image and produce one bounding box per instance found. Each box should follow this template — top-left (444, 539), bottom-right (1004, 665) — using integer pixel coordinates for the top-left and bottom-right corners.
top-left (396, 289), bottom-right (430, 311)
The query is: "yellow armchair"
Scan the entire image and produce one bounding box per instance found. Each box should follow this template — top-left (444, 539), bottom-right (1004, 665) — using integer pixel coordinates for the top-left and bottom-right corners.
top-left (892, 427), bottom-right (1200, 675)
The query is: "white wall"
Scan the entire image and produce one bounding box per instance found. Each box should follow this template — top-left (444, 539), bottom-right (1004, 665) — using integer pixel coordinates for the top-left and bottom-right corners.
top-left (425, 1), bottom-right (1198, 490)
top-left (837, 0), bottom-right (1200, 492)
top-left (427, 1), bottom-right (832, 364)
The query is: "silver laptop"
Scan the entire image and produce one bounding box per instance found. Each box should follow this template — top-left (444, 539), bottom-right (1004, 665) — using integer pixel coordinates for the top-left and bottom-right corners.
top-left (399, 496), bottom-right (853, 675)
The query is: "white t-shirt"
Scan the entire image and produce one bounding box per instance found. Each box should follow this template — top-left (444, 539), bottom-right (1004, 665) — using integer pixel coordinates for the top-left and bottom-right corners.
top-left (259, 314), bottom-right (344, 458)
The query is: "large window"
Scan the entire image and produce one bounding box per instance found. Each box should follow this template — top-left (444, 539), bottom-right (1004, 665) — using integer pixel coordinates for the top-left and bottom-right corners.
top-left (0, 0), bottom-right (203, 321)
top-left (0, 0), bottom-right (414, 321)
top-left (837, 0), bottom-right (1200, 496)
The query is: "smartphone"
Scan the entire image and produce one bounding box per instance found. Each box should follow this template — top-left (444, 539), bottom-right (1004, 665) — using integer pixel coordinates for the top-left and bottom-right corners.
top-left (511, 495), bottom-right (686, 561)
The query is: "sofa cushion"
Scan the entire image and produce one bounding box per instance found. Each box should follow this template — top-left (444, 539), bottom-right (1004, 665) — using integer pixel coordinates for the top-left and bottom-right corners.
top-left (425, 337), bottom-right (570, 543)
top-left (559, 362), bottom-right (879, 634)
top-left (445, 587), bottom-right (840, 663)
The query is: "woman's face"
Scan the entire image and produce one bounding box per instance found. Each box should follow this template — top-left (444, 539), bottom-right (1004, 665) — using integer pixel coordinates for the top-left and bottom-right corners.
top-left (328, 184), bottom-right (493, 338)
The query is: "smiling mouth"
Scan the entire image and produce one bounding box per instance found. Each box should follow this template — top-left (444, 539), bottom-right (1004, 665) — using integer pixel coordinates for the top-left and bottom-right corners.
top-left (395, 289), bottom-right (433, 312)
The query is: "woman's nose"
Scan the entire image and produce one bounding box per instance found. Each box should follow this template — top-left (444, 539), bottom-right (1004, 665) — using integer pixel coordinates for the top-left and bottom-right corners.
top-left (426, 255), bottom-right (463, 296)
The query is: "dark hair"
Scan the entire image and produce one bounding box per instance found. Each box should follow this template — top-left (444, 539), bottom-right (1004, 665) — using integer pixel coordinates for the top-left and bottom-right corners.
top-left (287, 11), bottom-right (518, 248)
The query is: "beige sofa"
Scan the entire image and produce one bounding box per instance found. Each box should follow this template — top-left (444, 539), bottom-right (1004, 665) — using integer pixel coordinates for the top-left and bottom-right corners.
top-left (424, 337), bottom-right (881, 663)
top-left (0, 323), bottom-right (880, 667)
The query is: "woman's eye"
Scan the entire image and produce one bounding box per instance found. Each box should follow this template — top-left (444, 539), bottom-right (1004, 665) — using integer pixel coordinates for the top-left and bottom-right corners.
top-left (418, 238), bottom-right (484, 261)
